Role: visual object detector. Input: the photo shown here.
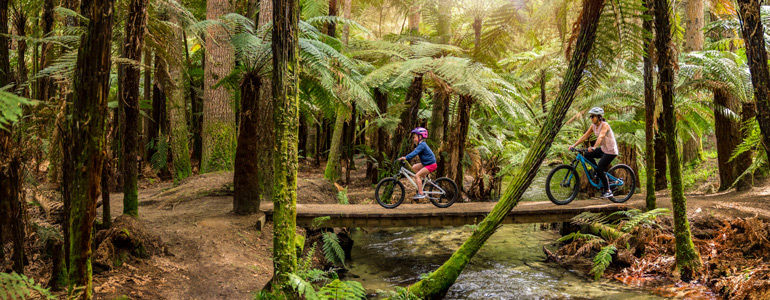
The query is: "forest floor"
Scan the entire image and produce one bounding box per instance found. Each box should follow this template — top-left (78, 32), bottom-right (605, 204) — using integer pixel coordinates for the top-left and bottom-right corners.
top-left (16, 157), bottom-right (770, 300)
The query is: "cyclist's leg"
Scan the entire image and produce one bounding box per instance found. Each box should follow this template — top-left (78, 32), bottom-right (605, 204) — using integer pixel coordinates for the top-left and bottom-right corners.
top-left (597, 153), bottom-right (617, 192)
top-left (584, 148), bottom-right (603, 167)
top-left (415, 167), bottom-right (431, 195)
top-left (411, 163), bottom-right (424, 173)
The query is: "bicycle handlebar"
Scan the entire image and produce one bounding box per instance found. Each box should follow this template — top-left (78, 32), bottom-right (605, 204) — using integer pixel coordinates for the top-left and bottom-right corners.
top-left (570, 148), bottom-right (589, 153)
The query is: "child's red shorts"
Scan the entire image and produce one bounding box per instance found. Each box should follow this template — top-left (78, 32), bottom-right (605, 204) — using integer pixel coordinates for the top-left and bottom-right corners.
top-left (424, 163), bottom-right (437, 173)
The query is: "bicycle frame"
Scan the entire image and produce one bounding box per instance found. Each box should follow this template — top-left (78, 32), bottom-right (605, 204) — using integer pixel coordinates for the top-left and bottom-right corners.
top-left (392, 165), bottom-right (446, 196)
top-left (566, 152), bottom-right (624, 190)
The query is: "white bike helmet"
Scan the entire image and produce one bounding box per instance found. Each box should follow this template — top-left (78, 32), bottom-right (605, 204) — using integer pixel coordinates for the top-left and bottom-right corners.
top-left (588, 107), bottom-right (604, 116)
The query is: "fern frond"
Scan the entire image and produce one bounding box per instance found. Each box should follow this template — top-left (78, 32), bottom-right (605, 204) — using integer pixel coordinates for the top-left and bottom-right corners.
top-left (322, 232), bottom-right (346, 267)
top-left (590, 245), bottom-right (617, 280)
top-left (0, 272), bottom-right (56, 300)
top-left (557, 230), bottom-right (602, 243)
top-left (570, 212), bottom-right (609, 226)
top-left (288, 273), bottom-right (320, 300)
top-left (621, 208), bottom-right (670, 232)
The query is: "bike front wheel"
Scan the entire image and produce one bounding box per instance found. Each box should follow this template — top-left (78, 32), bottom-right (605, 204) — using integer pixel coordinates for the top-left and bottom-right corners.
top-left (545, 164), bottom-right (580, 205)
top-left (375, 178), bottom-right (406, 209)
top-left (426, 177), bottom-right (459, 208)
top-left (607, 164), bottom-right (636, 203)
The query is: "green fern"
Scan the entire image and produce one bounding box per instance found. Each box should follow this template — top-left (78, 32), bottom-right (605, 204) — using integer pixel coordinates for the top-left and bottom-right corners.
top-left (337, 188), bottom-right (349, 205)
top-left (590, 245), bottom-right (617, 280)
top-left (0, 272), bottom-right (56, 300)
top-left (311, 216), bottom-right (331, 229)
top-left (317, 279), bottom-right (366, 300)
top-left (321, 232), bottom-right (346, 267)
top-left (288, 273), bottom-right (320, 300)
top-left (148, 136), bottom-right (169, 170)
top-left (557, 231), bottom-right (602, 243)
top-left (620, 208), bottom-right (671, 232)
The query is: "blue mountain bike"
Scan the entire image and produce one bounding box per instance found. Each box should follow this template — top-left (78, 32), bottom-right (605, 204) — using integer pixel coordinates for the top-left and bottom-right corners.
top-left (545, 148), bottom-right (636, 205)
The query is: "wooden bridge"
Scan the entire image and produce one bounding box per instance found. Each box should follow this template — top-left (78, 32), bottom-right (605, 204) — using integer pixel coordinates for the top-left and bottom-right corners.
top-left (261, 200), bottom-right (635, 228)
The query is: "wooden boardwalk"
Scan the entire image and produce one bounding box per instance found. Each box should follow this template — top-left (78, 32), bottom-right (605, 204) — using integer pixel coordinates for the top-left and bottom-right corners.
top-left (261, 199), bottom-right (636, 228)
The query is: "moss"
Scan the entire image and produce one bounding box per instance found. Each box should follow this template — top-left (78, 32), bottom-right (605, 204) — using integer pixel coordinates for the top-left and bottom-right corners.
top-left (202, 121), bottom-right (237, 173)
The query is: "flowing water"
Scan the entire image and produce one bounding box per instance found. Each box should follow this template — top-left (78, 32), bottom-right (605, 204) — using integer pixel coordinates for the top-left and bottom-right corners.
top-left (346, 224), bottom-right (666, 299)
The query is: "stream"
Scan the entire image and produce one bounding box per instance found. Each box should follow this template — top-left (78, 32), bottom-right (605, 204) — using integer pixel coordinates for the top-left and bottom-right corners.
top-left (346, 224), bottom-right (667, 299)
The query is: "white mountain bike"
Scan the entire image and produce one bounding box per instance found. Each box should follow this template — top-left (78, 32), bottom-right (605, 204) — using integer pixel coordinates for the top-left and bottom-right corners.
top-left (375, 160), bottom-right (459, 209)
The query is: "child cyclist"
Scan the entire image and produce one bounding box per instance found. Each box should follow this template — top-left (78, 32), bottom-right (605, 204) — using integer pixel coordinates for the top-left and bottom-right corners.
top-left (398, 127), bottom-right (437, 199)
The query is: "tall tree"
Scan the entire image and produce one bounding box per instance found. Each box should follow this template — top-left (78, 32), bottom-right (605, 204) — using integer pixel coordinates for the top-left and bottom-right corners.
top-left (736, 0), bottom-right (770, 165)
top-left (202, 0), bottom-right (237, 172)
top-left (681, 0), bottom-right (704, 164)
top-left (272, 0), bottom-right (299, 293)
top-left (713, 88), bottom-right (744, 190)
top-left (62, 0), bottom-right (115, 297)
top-left (643, 0), bottom-right (656, 210)
top-left (0, 130), bottom-right (23, 275)
top-left (119, 0), bottom-right (149, 218)
top-left (323, 0), bottom-right (346, 182)
top-left (256, 0), bottom-right (274, 206)
top-left (37, 0), bottom-right (55, 101)
top-left (654, 0), bottom-right (701, 279)
top-left (159, 14), bottom-right (192, 183)
top-left (0, 0), bottom-right (9, 87)
top-left (406, 0), bottom-right (605, 297)
top-left (12, 7), bottom-right (28, 96)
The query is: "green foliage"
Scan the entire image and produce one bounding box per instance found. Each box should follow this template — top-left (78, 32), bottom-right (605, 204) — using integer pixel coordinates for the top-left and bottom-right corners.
top-left (321, 232), bottom-right (346, 267)
top-left (618, 208), bottom-right (671, 232)
top-left (316, 279), bottom-right (366, 300)
top-left (590, 245), bottom-right (617, 280)
top-left (311, 216), bottom-right (331, 229)
top-left (0, 91), bottom-right (36, 130)
top-left (0, 272), bottom-right (56, 300)
top-left (337, 188), bottom-right (349, 205)
top-left (147, 137), bottom-right (169, 171)
top-left (557, 231), bottom-right (601, 243)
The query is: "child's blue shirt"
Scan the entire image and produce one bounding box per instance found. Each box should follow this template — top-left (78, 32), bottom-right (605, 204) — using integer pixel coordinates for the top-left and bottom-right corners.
top-left (405, 141), bottom-right (436, 165)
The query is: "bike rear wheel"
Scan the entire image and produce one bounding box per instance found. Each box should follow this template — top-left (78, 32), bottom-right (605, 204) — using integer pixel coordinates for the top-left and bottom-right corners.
top-left (426, 177), bottom-right (458, 208)
top-left (607, 164), bottom-right (636, 203)
top-left (375, 178), bottom-right (405, 208)
top-left (545, 164), bottom-right (580, 205)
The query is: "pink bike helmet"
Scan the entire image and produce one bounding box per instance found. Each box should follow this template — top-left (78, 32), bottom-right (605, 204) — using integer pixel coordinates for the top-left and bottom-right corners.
top-left (410, 127), bottom-right (428, 139)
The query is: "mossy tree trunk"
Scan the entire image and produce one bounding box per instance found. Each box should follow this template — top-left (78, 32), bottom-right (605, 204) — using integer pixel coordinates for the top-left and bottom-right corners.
top-left (402, 1), bottom-right (605, 297)
top-left (62, 0), bottom-right (115, 297)
top-left (654, 115), bottom-right (667, 190)
top-left (1, 131), bottom-right (24, 274)
top-left (0, 0), bottom-right (9, 86)
top-left (736, 101), bottom-right (756, 191)
top-left (272, 0), bottom-right (299, 293)
top-left (120, 0), bottom-right (149, 217)
top-left (643, 0), bottom-right (656, 210)
top-left (37, 0), bottom-right (55, 101)
top-left (202, 0), bottom-right (237, 173)
top-left (655, 0), bottom-right (702, 279)
top-left (159, 15), bottom-right (192, 183)
top-left (324, 104), bottom-right (348, 182)
top-left (13, 9), bottom-right (28, 97)
top-left (737, 0), bottom-right (770, 165)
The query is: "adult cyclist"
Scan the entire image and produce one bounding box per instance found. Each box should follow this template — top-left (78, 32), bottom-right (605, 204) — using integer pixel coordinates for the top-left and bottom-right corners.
top-left (568, 107), bottom-right (619, 198)
top-left (398, 127), bottom-right (437, 200)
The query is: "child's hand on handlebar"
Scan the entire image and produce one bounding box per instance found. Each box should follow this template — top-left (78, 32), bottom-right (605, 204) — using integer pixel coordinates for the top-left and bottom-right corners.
top-left (398, 157), bottom-right (406, 161)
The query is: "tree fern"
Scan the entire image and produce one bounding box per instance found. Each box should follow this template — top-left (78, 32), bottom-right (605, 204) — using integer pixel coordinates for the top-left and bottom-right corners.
top-left (0, 272), bottom-right (56, 300)
top-left (322, 232), bottom-right (346, 267)
top-left (590, 245), bottom-right (617, 280)
top-left (287, 273), bottom-right (320, 300)
top-left (148, 136), bottom-right (170, 170)
top-left (337, 188), bottom-right (349, 205)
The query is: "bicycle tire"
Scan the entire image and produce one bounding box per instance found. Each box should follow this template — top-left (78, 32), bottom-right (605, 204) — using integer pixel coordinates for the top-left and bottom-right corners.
top-left (607, 164), bottom-right (636, 203)
top-left (375, 178), bottom-right (405, 209)
top-left (545, 164), bottom-right (580, 205)
top-left (426, 177), bottom-right (459, 208)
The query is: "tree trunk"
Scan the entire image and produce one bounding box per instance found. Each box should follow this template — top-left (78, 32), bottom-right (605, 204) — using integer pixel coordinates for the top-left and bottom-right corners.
top-left (120, 0), bottom-right (149, 217)
top-left (713, 88), bottom-right (743, 191)
top-left (447, 95), bottom-right (473, 191)
top-left (159, 17), bottom-right (192, 183)
top-left (327, 0), bottom-right (337, 35)
top-left (142, 49), bottom-right (152, 161)
top-left (101, 153), bottom-right (111, 227)
top-left (271, 0), bottom-right (299, 292)
top-left (342, 0), bottom-right (351, 44)
top-left (148, 55), bottom-right (163, 162)
top-left (202, 0), bottom-right (236, 173)
top-left (62, 0), bottom-right (114, 297)
top-left (619, 142), bottom-right (640, 185)
top-left (188, 32), bottom-right (203, 166)
top-left (654, 114), bottom-right (667, 190)
top-left (233, 71), bottom-right (261, 215)
top-left (736, 102), bottom-right (756, 191)
top-left (429, 90), bottom-right (449, 177)
top-left (405, 1), bottom-right (605, 297)
top-left (540, 70), bottom-right (547, 113)
top-left (14, 10), bottom-right (29, 97)
top-left (1, 131), bottom-right (24, 274)
top-left (257, 0), bottom-right (274, 204)
top-left (643, 0), bottom-right (656, 210)
top-left (655, 0), bottom-right (702, 279)
top-left (408, 3), bottom-right (420, 35)
top-left (0, 0), bottom-right (9, 87)
top-left (681, 0), bottom-right (705, 165)
top-left (324, 105), bottom-right (347, 182)
top-left (38, 0), bottom-right (55, 101)
top-left (371, 88), bottom-right (388, 183)
top-left (737, 0), bottom-right (770, 164)
top-left (247, 0), bottom-right (257, 19)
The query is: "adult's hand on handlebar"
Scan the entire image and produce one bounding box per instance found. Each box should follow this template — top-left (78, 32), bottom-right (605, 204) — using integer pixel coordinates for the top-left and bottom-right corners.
top-left (568, 145), bottom-right (575, 151)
